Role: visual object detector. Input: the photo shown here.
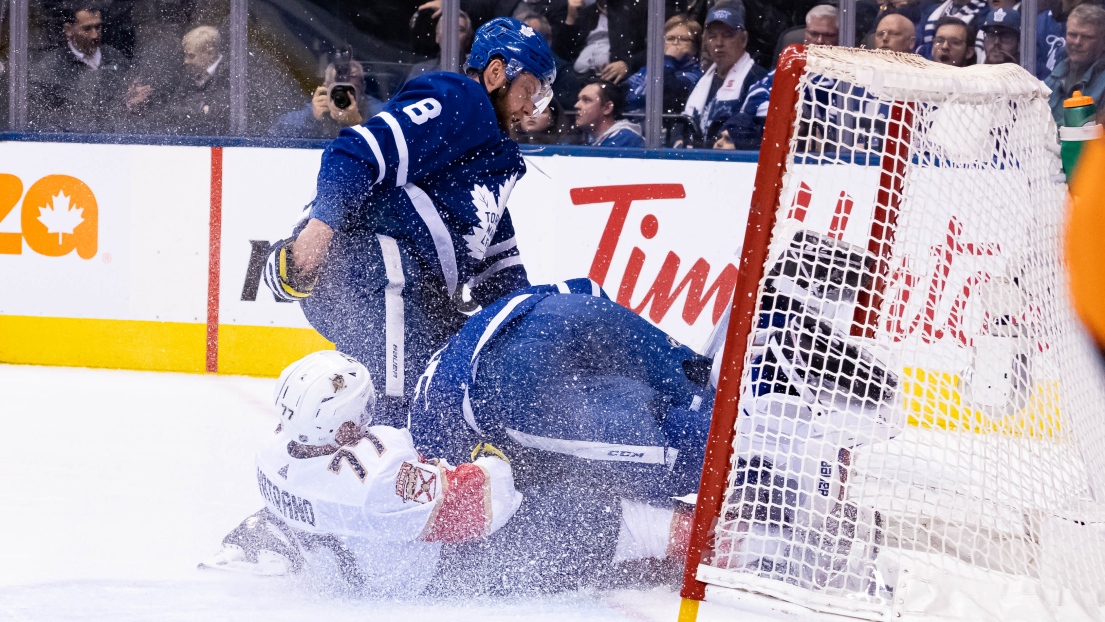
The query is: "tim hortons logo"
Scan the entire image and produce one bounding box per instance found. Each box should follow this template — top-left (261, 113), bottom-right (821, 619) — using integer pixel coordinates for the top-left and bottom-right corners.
top-left (573, 180), bottom-right (1024, 348)
top-left (786, 181), bottom-right (1019, 348)
top-left (0, 174), bottom-right (98, 258)
top-left (571, 184), bottom-right (737, 327)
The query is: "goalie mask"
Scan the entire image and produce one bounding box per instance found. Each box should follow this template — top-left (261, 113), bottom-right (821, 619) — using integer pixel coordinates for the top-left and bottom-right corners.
top-left (273, 351), bottom-right (376, 446)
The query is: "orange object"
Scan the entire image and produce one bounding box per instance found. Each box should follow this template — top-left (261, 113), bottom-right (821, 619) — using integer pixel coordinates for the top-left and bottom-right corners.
top-left (1064, 90), bottom-right (1095, 108)
top-left (1066, 136), bottom-right (1105, 348)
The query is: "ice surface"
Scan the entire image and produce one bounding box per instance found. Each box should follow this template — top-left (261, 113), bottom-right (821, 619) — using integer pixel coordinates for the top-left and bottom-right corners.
top-left (0, 364), bottom-right (750, 622)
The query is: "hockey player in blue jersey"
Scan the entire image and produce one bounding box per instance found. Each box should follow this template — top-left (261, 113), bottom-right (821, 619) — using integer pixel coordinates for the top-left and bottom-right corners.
top-left (411, 278), bottom-right (714, 500)
top-left (264, 17), bottom-right (557, 425)
top-left (409, 278), bottom-right (715, 592)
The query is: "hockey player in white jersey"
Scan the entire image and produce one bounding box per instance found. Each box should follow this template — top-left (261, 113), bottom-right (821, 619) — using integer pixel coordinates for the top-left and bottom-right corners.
top-left (202, 351), bottom-right (523, 594)
top-left (204, 345), bottom-right (699, 594)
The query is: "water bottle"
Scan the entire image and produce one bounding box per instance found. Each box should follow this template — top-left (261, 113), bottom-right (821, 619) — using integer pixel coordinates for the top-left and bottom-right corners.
top-left (1060, 91), bottom-right (1104, 183)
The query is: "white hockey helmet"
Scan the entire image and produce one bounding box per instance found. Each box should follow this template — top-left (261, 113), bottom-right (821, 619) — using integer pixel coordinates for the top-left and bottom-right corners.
top-left (273, 351), bottom-right (376, 446)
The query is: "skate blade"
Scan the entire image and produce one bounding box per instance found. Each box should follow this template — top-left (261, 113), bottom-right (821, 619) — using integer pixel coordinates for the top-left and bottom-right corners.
top-left (197, 550), bottom-right (289, 576)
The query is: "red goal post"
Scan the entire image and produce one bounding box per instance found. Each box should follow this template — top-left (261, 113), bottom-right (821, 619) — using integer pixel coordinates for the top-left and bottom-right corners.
top-left (678, 44), bottom-right (809, 608)
top-left (679, 44), bottom-right (1105, 622)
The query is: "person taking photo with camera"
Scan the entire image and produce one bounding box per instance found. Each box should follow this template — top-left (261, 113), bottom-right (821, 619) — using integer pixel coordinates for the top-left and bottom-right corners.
top-left (269, 52), bottom-right (385, 139)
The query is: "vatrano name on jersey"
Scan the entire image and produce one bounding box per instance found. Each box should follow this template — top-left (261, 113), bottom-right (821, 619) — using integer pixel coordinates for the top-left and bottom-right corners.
top-left (258, 467), bottom-right (316, 527)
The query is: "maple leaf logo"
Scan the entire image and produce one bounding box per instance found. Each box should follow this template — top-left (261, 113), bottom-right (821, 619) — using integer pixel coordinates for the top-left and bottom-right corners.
top-left (464, 174), bottom-right (517, 260)
top-left (37, 191), bottom-right (84, 244)
top-left (520, 24), bottom-right (536, 38)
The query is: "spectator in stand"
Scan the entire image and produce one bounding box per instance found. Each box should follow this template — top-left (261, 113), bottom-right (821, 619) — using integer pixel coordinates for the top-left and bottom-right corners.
top-left (931, 15), bottom-right (978, 65)
top-left (166, 25), bottom-right (229, 135)
top-left (116, 0), bottom-right (190, 134)
top-left (972, 0), bottom-right (1008, 63)
top-left (553, 0), bottom-right (648, 85)
top-left (683, 2), bottom-right (767, 148)
top-left (915, 0), bottom-right (989, 59)
top-left (974, 0), bottom-right (1100, 76)
top-left (1034, 0), bottom-right (1104, 79)
top-left (519, 13), bottom-right (582, 115)
top-left (513, 96), bottom-right (577, 144)
top-left (575, 80), bottom-right (645, 146)
top-left (725, 5), bottom-right (838, 151)
top-left (711, 113), bottom-right (744, 149)
top-left (769, 3), bottom-right (838, 64)
top-left (860, 0), bottom-right (921, 46)
top-left (875, 13), bottom-right (918, 52)
top-left (803, 4), bottom-right (841, 45)
top-left (407, 11), bottom-right (475, 81)
top-left (29, 3), bottom-right (130, 132)
top-left (624, 16), bottom-right (703, 117)
top-left (269, 59), bottom-right (385, 139)
top-left (981, 7), bottom-right (1021, 64)
top-left (1046, 3), bottom-right (1105, 125)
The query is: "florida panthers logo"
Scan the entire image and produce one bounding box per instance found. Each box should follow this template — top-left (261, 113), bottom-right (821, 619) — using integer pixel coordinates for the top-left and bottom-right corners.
top-left (395, 461), bottom-right (438, 504)
top-left (464, 174), bottom-right (518, 260)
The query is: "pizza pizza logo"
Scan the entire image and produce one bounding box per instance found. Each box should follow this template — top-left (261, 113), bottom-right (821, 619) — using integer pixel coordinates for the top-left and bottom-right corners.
top-left (1, 174), bottom-right (98, 258)
top-left (395, 461), bottom-right (438, 504)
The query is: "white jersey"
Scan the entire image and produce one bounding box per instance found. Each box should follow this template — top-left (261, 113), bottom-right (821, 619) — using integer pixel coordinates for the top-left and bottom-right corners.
top-left (255, 425), bottom-right (522, 543)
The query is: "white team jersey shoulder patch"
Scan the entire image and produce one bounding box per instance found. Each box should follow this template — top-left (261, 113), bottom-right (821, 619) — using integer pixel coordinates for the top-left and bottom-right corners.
top-left (395, 461), bottom-right (440, 504)
top-left (464, 173), bottom-right (518, 260)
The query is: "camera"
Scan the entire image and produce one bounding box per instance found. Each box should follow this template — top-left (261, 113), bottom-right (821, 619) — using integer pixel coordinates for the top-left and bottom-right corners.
top-left (329, 47), bottom-right (356, 110)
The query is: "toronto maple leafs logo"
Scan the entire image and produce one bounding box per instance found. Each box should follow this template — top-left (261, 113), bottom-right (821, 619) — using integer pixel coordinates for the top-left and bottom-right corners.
top-left (38, 191), bottom-right (83, 244)
top-left (520, 24), bottom-right (536, 38)
top-left (464, 174), bottom-right (518, 260)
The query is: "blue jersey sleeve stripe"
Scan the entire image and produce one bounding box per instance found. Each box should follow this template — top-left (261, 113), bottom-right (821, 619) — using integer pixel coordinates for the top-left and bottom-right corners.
top-left (485, 236), bottom-right (518, 257)
top-left (462, 387), bottom-right (484, 435)
top-left (378, 111), bottom-right (409, 187)
top-left (472, 293), bottom-right (533, 363)
top-left (350, 125), bottom-right (387, 186)
top-left (468, 256), bottom-right (523, 290)
top-left (403, 184), bottom-right (459, 295)
top-left (503, 428), bottom-right (679, 467)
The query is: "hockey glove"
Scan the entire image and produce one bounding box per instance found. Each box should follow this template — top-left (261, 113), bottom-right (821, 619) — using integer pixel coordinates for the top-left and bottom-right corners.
top-left (264, 237), bottom-right (317, 301)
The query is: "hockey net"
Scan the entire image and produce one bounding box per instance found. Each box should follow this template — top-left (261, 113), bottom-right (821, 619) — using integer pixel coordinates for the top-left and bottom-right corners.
top-left (681, 46), bottom-right (1105, 621)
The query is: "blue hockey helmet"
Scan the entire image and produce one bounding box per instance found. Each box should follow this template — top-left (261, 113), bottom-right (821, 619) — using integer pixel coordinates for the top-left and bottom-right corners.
top-left (466, 17), bottom-right (557, 115)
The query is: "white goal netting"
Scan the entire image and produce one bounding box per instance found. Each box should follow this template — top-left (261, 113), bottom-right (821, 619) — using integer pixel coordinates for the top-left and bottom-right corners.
top-left (697, 47), bottom-right (1105, 621)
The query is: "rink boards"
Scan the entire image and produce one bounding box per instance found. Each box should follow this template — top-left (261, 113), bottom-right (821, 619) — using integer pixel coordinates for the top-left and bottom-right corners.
top-left (0, 140), bottom-right (1080, 402)
top-left (0, 142), bottom-right (762, 375)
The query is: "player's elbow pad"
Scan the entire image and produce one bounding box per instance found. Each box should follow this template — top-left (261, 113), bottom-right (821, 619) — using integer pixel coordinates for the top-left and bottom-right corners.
top-left (263, 238), bottom-right (317, 301)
